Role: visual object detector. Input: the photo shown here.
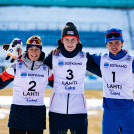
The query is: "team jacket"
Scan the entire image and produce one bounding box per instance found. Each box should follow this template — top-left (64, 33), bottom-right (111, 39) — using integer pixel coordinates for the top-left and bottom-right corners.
top-left (0, 52), bottom-right (52, 130)
top-left (92, 50), bottom-right (134, 109)
top-left (44, 43), bottom-right (102, 114)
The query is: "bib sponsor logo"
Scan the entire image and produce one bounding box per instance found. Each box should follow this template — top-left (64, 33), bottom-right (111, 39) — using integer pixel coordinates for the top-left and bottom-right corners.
top-left (25, 97), bottom-right (38, 102)
top-left (104, 62), bottom-right (109, 68)
top-left (65, 86), bottom-right (75, 90)
top-left (23, 92), bottom-right (39, 96)
top-left (19, 62), bottom-right (23, 66)
top-left (65, 62), bottom-right (82, 65)
top-left (19, 62), bottom-right (23, 69)
top-left (107, 84), bottom-right (122, 89)
top-left (43, 65), bottom-right (46, 70)
top-left (28, 73), bottom-right (44, 77)
top-left (21, 72), bottom-right (27, 78)
top-left (110, 64), bottom-right (127, 68)
top-left (109, 89), bottom-right (120, 96)
top-left (58, 61), bottom-right (64, 66)
top-left (62, 81), bottom-right (77, 85)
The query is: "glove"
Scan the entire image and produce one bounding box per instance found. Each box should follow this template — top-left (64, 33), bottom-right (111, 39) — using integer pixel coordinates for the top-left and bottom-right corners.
top-left (17, 48), bottom-right (22, 57)
top-left (2, 44), bottom-right (9, 51)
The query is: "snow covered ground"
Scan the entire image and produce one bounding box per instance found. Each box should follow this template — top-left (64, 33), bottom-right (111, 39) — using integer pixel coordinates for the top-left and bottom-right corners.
top-left (0, 96), bottom-right (103, 119)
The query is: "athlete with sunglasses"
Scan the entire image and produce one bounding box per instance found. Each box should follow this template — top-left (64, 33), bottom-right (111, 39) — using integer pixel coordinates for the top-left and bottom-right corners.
top-left (0, 35), bottom-right (52, 134)
top-left (92, 28), bottom-right (134, 134)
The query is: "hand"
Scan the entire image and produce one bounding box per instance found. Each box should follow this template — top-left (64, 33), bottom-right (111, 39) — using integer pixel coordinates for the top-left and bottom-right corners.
top-left (123, 49), bottom-right (128, 53)
top-left (50, 48), bottom-right (60, 56)
top-left (2, 44), bottom-right (10, 51)
top-left (17, 48), bottom-right (22, 57)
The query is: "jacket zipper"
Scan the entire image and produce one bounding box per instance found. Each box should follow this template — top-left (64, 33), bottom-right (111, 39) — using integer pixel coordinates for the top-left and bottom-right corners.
top-left (31, 61), bottom-right (35, 70)
top-left (66, 93), bottom-right (70, 114)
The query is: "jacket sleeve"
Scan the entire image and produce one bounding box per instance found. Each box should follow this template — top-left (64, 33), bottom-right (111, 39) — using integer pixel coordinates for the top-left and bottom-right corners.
top-left (43, 53), bottom-right (53, 69)
top-left (48, 74), bottom-right (54, 87)
top-left (86, 52), bottom-right (102, 77)
top-left (0, 63), bottom-right (16, 89)
top-left (0, 71), bottom-right (14, 89)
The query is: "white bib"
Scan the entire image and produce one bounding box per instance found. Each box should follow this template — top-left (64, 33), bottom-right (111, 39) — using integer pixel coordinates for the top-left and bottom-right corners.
top-left (101, 53), bottom-right (134, 99)
top-left (52, 52), bottom-right (87, 94)
top-left (12, 62), bottom-right (49, 105)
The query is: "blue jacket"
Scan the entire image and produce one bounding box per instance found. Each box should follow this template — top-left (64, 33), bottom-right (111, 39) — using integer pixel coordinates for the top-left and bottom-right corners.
top-left (92, 50), bottom-right (134, 109)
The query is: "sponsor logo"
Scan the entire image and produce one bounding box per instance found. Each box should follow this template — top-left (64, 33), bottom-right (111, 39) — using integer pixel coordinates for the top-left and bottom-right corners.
top-left (65, 62), bottom-right (82, 65)
top-left (109, 89), bottom-right (120, 96)
top-left (104, 62), bottom-right (109, 68)
top-left (62, 81), bottom-right (77, 85)
top-left (19, 62), bottom-right (23, 69)
top-left (110, 64), bottom-right (127, 68)
top-left (9, 49), bottom-right (13, 53)
top-left (104, 62), bottom-right (127, 68)
top-left (67, 31), bottom-right (74, 35)
top-left (126, 55), bottom-right (131, 61)
top-left (19, 62), bottom-right (23, 66)
top-left (107, 84), bottom-right (122, 89)
top-left (65, 86), bottom-right (75, 90)
top-left (28, 73), bottom-right (44, 77)
top-left (43, 65), bottom-right (46, 70)
top-left (23, 92), bottom-right (39, 96)
top-left (58, 61), bottom-right (64, 66)
top-left (21, 72), bottom-right (27, 78)
top-left (32, 41), bottom-right (37, 45)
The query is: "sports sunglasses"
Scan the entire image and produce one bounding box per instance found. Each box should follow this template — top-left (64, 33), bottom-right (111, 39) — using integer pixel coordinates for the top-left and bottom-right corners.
top-left (27, 39), bottom-right (42, 45)
top-left (106, 32), bottom-right (122, 38)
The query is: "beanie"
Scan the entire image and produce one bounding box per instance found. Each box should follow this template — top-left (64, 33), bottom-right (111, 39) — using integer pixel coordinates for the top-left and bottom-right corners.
top-left (61, 22), bottom-right (79, 41)
top-left (105, 28), bottom-right (124, 43)
top-left (26, 35), bottom-right (42, 51)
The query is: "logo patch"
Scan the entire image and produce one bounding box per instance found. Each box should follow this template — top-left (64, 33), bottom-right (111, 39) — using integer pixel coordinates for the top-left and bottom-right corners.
top-left (67, 31), bottom-right (74, 35)
top-left (21, 72), bottom-right (27, 78)
top-left (58, 61), bottom-right (64, 66)
top-left (32, 41), bottom-right (37, 45)
top-left (104, 62), bottom-right (109, 68)
top-left (9, 49), bottom-right (13, 53)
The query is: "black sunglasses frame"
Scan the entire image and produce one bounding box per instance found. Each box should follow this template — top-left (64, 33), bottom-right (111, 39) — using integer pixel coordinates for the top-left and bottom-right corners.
top-left (106, 32), bottom-right (121, 38)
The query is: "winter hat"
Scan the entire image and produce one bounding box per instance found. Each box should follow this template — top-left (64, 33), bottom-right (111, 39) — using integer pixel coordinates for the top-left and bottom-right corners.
top-left (105, 28), bottom-right (124, 43)
top-left (61, 22), bottom-right (79, 41)
top-left (26, 35), bottom-right (42, 51)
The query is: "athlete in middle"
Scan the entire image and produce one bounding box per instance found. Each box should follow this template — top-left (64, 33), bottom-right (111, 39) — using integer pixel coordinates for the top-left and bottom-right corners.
top-left (44, 22), bottom-right (102, 134)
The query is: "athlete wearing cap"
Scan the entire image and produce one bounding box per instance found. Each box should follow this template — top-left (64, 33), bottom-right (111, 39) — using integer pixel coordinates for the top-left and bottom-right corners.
top-left (0, 35), bottom-right (52, 134)
top-left (92, 28), bottom-right (134, 134)
top-left (44, 22), bottom-right (102, 134)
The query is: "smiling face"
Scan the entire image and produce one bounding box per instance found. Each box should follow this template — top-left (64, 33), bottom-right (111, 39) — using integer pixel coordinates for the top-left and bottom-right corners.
top-left (62, 36), bottom-right (78, 52)
top-left (28, 46), bottom-right (41, 61)
top-left (106, 40), bottom-right (123, 56)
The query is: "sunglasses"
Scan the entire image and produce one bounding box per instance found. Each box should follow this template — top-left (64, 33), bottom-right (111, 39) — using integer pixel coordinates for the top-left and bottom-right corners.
top-left (106, 32), bottom-right (121, 38)
top-left (27, 39), bottom-right (42, 45)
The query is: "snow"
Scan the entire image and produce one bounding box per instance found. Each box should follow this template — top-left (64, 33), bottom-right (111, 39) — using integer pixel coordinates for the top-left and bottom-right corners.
top-left (0, 96), bottom-right (102, 109)
top-left (0, 96), bottom-right (102, 118)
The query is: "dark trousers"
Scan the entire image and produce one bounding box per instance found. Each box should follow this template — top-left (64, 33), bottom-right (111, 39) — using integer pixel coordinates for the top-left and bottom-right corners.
top-left (49, 112), bottom-right (88, 134)
top-left (9, 128), bottom-right (43, 134)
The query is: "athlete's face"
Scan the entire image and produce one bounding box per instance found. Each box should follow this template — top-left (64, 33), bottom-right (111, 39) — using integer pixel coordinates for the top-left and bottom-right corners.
top-left (62, 36), bottom-right (78, 52)
top-left (106, 40), bottom-right (123, 56)
top-left (28, 46), bottom-right (41, 61)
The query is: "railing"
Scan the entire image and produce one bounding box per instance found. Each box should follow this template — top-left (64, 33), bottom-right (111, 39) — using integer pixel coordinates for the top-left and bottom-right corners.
top-left (0, 21), bottom-right (110, 32)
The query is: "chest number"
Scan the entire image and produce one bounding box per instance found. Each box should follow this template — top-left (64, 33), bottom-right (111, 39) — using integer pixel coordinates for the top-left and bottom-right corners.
top-left (112, 72), bottom-right (115, 83)
top-left (66, 69), bottom-right (74, 80)
top-left (28, 81), bottom-right (36, 91)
